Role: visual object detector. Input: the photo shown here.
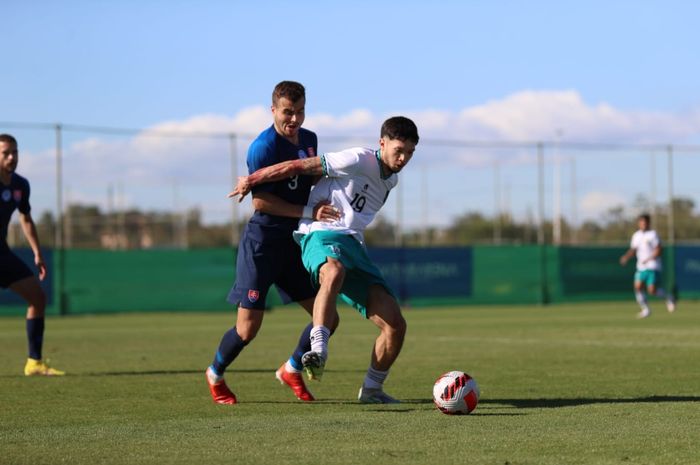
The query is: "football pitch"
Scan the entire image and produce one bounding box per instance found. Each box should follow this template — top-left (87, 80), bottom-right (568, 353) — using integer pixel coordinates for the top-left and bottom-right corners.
top-left (1, 301), bottom-right (699, 465)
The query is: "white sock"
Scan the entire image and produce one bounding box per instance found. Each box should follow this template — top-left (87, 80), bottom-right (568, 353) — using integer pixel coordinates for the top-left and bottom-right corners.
top-left (285, 360), bottom-right (301, 374)
top-left (207, 366), bottom-right (223, 384)
top-left (635, 290), bottom-right (650, 313)
top-left (310, 325), bottom-right (330, 360)
top-left (363, 365), bottom-right (389, 390)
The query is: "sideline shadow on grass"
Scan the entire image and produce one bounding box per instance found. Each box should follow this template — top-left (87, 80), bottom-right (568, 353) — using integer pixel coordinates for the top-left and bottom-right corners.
top-left (0, 367), bottom-right (377, 378)
top-left (480, 396), bottom-right (700, 409)
top-left (75, 368), bottom-right (366, 377)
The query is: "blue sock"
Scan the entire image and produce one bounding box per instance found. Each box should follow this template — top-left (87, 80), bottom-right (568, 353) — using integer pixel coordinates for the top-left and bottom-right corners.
top-left (26, 318), bottom-right (45, 360)
top-left (210, 327), bottom-right (248, 376)
top-left (289, 323), bottom-right (313, 371)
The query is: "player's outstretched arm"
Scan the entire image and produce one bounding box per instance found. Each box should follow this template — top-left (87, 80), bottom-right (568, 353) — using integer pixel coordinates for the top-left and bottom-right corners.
top-left (228, 157), bottom-right (323, 202)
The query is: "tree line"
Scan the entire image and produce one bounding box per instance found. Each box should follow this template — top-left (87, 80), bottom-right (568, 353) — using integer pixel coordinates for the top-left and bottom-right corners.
top-left (6, 196), bottom-right (698, 249)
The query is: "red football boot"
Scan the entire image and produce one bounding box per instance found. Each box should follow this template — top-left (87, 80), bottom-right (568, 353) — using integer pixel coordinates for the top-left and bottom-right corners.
top-left (275, 363), bottom-right (315, 402)
top-left (206, 367), bottom-right (237, 405)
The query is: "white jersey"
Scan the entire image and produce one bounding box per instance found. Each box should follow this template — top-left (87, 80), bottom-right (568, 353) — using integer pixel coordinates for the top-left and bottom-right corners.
top-left (630, 229), bottom-right (662, 271)
top-left (296, 147), bottom-right (397, 245)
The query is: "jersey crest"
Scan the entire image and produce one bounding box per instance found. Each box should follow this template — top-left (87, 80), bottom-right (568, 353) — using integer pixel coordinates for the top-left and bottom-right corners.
top-left (247, 289), bottom-right (260, 303)
top-left (1, 190), bottom-right (10, 202)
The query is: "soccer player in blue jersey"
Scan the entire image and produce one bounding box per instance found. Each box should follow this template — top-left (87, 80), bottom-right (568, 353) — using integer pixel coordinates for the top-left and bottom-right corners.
top-left (206, 81), bottom-right (340, 404)
top-left (0, 134), bottom-right (64, 376)
top-left (230, 116), bottom-right (419, 403)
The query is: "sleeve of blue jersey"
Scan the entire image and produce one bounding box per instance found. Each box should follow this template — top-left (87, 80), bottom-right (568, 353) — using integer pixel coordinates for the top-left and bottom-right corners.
top-left (247, 139), bottom-right (276, 193)
top-left (19, 177), bottom-right (31, 214)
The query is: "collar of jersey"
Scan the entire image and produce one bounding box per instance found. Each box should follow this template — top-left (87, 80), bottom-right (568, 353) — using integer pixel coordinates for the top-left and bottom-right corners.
top-left (0, 173), bottom-right (14, 187)
top-left (376, 150), bottom-right (392, 180)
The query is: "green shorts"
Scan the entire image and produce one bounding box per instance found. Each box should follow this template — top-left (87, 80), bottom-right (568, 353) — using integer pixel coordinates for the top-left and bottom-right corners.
top-left (634, 269), bottom-right (661, 287)
top-left (299, 230), bottom-right (395, 317)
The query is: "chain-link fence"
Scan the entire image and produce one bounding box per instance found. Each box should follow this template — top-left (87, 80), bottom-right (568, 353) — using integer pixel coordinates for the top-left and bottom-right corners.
top-left (3, 122), bottom-right (700, 251)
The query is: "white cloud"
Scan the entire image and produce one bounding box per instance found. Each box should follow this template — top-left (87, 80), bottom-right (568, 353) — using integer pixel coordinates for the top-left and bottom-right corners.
top-left (14, 90), bottom-right (700, 225)
top-left (84, 90), bottom-right (700, 152)
top-left (444, 90), bottom-right (700, 143)
top-left (308, 109), bottom-right (375, 132)
top-left (146, 108), bottom-right (269, 135)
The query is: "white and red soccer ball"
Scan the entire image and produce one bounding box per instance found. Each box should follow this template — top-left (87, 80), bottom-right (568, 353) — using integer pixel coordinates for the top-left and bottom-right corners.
top-left (433, 371), bottom-right (480, 415)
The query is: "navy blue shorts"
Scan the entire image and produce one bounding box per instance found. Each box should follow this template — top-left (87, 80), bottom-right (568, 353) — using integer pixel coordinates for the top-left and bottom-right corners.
top-left (0, 248), bottom-right (34, 288)
top-left (227, 227), bottom-right (316, 310)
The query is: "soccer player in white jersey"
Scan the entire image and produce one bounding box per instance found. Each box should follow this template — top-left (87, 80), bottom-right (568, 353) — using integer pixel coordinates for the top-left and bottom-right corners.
top-left (619, 213), bottom-right (676, 318)
top-left (229, 116), bottom-right (419, 403)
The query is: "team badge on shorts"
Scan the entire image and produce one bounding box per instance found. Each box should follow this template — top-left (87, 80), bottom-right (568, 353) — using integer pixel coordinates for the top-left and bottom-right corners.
top-left (248, 289), bottom-right (260, 303)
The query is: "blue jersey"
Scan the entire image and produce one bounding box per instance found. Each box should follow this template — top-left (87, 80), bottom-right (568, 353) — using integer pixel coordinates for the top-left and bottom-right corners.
top-left (0, 173), bottom-right (31, 252)
top-left (246, 125), bottom-right (317, 238)
top-left (227, 126), bottom-right (318, 308)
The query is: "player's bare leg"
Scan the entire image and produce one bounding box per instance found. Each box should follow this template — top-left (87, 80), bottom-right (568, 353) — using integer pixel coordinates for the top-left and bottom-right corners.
top-left (234, 306), bottom-right (265, 341)
top-left (633, 281), bottom-right (650, 319)
top-left (647, 283), bottom-right (676, 313)
top-left (359, 285), bottom-right (406, 403)
top-left (302, 258), bottom-right (343, 381)
top-left (11, 276), bottom-right (45, 320)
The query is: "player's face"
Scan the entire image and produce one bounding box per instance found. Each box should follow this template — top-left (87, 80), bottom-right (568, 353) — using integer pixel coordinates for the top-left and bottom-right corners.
top-left (379, 137), bottom-right (416, 174)
top-left (638, 218), bottom-right (649, 231)
top-left (0, 141), bottom-right (19, 174)
top-left (272, 97), bottom-right (305, 142)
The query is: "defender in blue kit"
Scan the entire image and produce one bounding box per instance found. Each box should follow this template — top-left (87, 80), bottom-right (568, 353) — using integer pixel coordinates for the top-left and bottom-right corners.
top-left (1, 133), bottom-right (64, 376)
top-left (205, 81), bottom-right (339, 404)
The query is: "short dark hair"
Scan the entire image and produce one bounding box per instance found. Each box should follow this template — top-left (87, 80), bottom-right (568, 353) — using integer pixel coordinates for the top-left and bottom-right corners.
top-left (272, 81), bottom-right (306, 106)
top-left (0, 134), bottom-right (18, 146)
top-left (380, 116), bottom-right (419, 144)
top-left (638, 213), bottom-right (651, 224)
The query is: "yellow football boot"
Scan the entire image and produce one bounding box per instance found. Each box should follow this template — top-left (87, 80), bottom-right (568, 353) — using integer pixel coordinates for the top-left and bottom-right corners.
top-left (24, 358), bottom-right (65, 376)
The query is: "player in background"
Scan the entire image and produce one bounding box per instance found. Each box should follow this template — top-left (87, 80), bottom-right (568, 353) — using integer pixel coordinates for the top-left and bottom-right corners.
top-left (230, 116), bottom-right (419, 403)
top-left (206, 81), bottom-right (340, 404)
top-left (619, 213), bottom-right (676, 319)
top-left (0, 134), bottom-right (65, 376)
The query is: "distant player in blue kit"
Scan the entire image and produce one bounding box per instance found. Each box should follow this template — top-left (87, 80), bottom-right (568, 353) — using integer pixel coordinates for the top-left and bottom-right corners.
top-left (230, 116), bottom-right (419, 403)
top-left (0, 134), bottom-right (64, 376)
top-left (206, 81), bottom-right (340, 404)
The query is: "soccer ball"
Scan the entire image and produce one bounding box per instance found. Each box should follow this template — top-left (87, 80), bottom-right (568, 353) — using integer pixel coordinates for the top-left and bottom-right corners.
top-left (432, 371), bottom-right (480, 415)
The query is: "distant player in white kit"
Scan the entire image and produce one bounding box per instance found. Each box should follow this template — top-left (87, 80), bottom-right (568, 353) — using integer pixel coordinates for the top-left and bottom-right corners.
top-left (230, 116), bottom-right (419, 403)
top-left (619, 213), bottom-right (676, 318)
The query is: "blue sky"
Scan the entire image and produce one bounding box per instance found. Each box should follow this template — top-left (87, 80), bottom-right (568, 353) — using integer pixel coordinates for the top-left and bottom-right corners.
top-left (3, 1), bottom-right (700, 229)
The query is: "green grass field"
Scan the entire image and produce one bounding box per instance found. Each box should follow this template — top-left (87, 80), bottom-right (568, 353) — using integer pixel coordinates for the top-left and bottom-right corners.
top-left (1, 301), bottom-right (699, 465)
